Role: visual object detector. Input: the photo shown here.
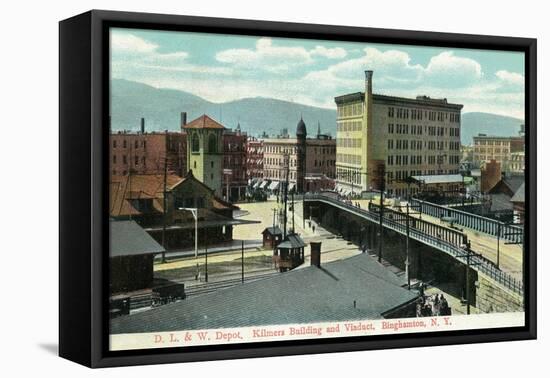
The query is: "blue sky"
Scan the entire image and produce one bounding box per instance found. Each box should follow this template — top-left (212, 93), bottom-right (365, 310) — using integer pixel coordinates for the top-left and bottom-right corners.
top-left (110, 28), bottom-right (525, 119)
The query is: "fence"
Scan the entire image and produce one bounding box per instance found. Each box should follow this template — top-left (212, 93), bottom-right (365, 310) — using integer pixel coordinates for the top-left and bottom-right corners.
top-left (303, 193), bottom-right (523, 295)
top-left (410, 198), bottom-right (523, 244)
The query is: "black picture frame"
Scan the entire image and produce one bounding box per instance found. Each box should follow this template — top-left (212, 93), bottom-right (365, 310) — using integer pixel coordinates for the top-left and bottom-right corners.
top-left (59, 9), bottom-right (537, 368)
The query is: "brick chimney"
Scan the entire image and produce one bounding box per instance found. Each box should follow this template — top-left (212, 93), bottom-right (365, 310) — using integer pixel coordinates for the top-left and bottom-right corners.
top-left (481, 159), bottom-right (501, 193)
top-left (140, 117), bottom-right (145, 134)
top-left (310, 242), bottom-right (321, 268)
top-left (180, 112), bottom-right (187, 132)
top-left (365, 70), bottom-right (373, 96)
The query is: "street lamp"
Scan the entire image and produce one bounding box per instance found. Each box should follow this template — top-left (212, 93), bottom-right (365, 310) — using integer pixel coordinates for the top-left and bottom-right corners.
top-left (179, 207), bottom-right (198, 258)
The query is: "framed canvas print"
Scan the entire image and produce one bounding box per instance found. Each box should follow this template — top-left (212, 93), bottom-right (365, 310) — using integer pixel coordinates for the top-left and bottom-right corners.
top-left (59, 10), bottom-right (536, 368)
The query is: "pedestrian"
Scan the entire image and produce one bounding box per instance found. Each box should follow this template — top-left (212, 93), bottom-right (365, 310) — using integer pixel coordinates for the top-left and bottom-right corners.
top-left (312, 224), bottom-right (316, 234)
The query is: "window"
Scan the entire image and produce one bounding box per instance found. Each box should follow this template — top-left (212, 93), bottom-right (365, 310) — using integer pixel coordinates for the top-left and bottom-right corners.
top-left (208, 134), bottom-right (217, 153)
top-left (113, 140), bottom-right (117, 148)
top-left (192, 133), bottom-right (200, 152)
top-left (112, 155), bottom-right (116, 164)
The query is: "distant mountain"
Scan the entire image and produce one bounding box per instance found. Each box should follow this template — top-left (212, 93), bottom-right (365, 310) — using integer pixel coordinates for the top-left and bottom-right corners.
top-left (111, 79), bottom-right (336, 137)
top-left (461, 112), bottom-right (524, 145)
top-left (111, 79), bottom-right (524, 144)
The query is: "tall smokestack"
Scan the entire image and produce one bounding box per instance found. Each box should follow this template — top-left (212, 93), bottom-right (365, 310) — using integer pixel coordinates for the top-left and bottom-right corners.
top-left (181, 112), bottom-right (187, 132)
top-left (365, 70), bottom-right (373, 96)
top-left (310, 242), bottom-right (322, 268)
top-left (140, 117), bottom-right (145, 134)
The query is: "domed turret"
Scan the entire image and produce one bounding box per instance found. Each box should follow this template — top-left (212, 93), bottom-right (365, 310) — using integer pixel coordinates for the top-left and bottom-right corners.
top-left (296, 116), bottom-right (307, 138)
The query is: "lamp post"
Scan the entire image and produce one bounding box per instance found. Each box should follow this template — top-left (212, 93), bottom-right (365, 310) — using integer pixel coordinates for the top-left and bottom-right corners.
top-left (179, 207), bottom-right (198, 258)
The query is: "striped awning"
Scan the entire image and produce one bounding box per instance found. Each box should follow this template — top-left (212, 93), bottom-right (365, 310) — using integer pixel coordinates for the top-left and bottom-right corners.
top-left (268, 181), bottom-right (280, 190)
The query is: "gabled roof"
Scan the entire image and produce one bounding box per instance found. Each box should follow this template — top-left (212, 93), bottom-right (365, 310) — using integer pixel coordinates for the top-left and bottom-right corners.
top-left (510, 183), bottom-right (525, 203)
top-left (110, 220), bottom-right (165, 257)
top-left (278, 233), bottom-right (306, 249)
top-left (110, 253), bottom-right (419, 334)
top-left (262, 226), bottom-right (283, 236)
top-left (183, 114), bottom-right (225, 130)
top-left (110, 174), bottom-right (183, 217)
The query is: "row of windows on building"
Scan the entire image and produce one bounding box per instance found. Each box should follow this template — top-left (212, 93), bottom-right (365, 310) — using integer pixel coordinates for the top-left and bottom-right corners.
top-left (387, 154), bottom-right (460, 166)
top-left (387, 123), bottom-right (459, 137)
top-left (265, 169), bottom-right (298, 180)
top-left (337, 102), bottom-right (363, 118)
top-left (387, 139), bottom-right (459, 151)
top-left (337, 120), bottom-right (363, 132)
top-left (474, 147), bottom-right (510, 154)
top-left (388, 107), bottom-right (460, 123)
top-left (336, 153), bottom-right (361, 165)
top-left (474, 140), bottom-right (512, 146)
top-left (336, 168), bottom-right (362, 184)
top-left (337, 138), bottom-right (362, 148)
top-left (112, 139), bottom-right (147, 149)
top-left (112, 154), bottom-right (146, 166)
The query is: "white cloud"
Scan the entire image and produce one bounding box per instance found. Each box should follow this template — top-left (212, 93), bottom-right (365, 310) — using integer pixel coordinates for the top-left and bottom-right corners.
top-left (216, 38), bottom-right (313, 72)
top-left (310, 45), bottom-right (347, 59)
top-left (215, 38), bottom-right (350, 72)
top-left (424, 51), bottom-right (483, 85)
top-left (111, 33), bottom-right (158, 54)
top-left (495, 70), bottom-right (524, 86)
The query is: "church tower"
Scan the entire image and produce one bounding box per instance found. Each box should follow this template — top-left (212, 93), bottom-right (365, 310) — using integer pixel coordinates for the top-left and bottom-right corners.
top-left (183, 114), bottom-right (224, 196)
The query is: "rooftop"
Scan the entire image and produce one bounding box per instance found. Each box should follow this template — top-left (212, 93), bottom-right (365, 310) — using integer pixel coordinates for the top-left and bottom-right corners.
top-left (183, 114), bottom-right (225, 130)
top-left (411, 174), bottom-right (465, 185)
top-left (110, 254), bottom-right (419, 334)
top-left (110, 220), bottom-right (165, 258)
top-left (334, 92), bottom-right (463, 110)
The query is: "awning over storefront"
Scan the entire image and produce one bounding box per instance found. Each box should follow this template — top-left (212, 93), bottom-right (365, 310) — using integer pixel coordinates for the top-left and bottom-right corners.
top-left (259, 181), bottom-right (269, 189)
top-left (288, 183), bottom-right (296, 192)
top-left (268, 181), bottom-right (280, 190)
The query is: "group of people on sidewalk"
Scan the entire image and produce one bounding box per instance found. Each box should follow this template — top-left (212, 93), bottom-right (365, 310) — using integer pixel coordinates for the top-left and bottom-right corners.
top-left (416, 293), bottom-right (451, 317)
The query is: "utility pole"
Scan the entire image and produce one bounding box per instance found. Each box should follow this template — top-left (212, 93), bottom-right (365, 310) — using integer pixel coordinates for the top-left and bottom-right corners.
top-left (497, 221), bottom-right (501, 269)
top-left (378, 165), bottom-right (385, 263)
top-left (241, 240), bottom-right (245, 283)
top-left (204, 227), bottom-right (208, 283)
top-left (466, 241), bottom-right (471, 315)
top-left (406, 203), bottom-right (411, 290)
top-left (161, 156), bottom-right (168, 263)
top-left (283, 154), bottom-right (289, 239)
top-left (292, 191), bottom-right (295, 233)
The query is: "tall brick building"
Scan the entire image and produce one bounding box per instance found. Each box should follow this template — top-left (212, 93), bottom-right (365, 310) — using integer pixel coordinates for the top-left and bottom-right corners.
top-left (222, 125), bottom-right (248, 202)
top-left (110, 118), bottom-right (186, 177)
top-left (262, 118), bottom-right (336, 193)
top-left (246, 137), bottom-right (264, 181)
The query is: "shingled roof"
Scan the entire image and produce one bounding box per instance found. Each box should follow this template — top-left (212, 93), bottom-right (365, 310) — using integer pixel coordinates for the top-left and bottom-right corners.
top-left (110, 220), bottom-right (165, 257)
top-left (183, 114), bottom-right (225, 130)
top-left (111, 254), bottom-right (419, 334)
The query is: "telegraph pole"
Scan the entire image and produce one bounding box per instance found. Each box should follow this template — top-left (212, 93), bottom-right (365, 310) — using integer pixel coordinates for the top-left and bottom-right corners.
top-left (204, 227), bottom-right (208, 283)
top-left (378, 165), bottom-right (385, 263)
top-left (241, 240), bottom-right (245, 283)
top-left (161, 155), bottom-right (168, 263)
top-left (466, 241), bottom-right (471, 315)
top-left (406, 203), bottom-right (411, 290)
top-left (497, 221), bottom-right (501, 269)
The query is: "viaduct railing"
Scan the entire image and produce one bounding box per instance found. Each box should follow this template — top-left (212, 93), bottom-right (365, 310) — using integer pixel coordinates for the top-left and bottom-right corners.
top-left (410, 198), bottom-right (523, 244)
top-left (303, 194), bottom-right (523, 295)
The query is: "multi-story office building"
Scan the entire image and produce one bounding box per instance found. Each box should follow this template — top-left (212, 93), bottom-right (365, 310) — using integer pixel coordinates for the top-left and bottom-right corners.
top-left (472, 132), bottom-right (525, 172)
top-left (262, 118), bottom-right (336, 193)
top-left (335, 71), bottom-right (463, 197)
top-left (110, 118), bottom-right (186, 177)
